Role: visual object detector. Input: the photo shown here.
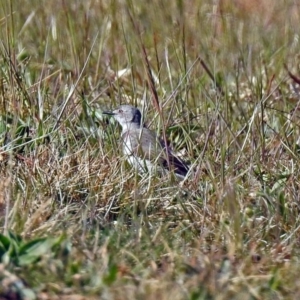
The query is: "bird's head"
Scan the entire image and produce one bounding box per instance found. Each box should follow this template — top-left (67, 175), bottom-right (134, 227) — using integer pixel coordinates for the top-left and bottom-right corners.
top-left (103, 104), bottom-right (142, 127)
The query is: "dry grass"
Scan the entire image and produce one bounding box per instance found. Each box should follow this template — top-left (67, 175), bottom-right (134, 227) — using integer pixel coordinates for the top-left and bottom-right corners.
top-left (1, 0), bottom-right (300, 299)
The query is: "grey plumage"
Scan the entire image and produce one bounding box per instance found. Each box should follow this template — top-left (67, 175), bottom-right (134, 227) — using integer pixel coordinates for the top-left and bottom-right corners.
top-left (103, 104), bottom-right (189, 178)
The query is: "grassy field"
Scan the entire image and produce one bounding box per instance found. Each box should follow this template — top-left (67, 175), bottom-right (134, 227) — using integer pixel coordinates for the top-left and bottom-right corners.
top-left (1, 0), bottom-right (300, 299)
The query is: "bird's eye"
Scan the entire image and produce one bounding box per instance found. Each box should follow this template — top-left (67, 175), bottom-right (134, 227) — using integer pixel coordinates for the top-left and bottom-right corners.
top-left (119, 109), bottom-right (123, 113)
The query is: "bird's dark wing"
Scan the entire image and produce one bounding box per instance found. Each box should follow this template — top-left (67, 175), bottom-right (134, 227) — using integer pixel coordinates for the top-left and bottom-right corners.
top-left (157, 134), bottom-right (189, 176)
top-left (161, 151), bottom-right (189, 176)
top-left (139, 129), bottom-right (189, 176)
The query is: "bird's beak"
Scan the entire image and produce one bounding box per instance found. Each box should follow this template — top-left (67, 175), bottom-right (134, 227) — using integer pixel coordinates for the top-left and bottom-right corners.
top-left (103, 111), bottom-right (115, 116)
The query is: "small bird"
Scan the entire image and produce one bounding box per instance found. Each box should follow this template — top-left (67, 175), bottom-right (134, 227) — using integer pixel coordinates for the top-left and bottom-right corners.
top-left (103, 104), bottom-right (189, 179)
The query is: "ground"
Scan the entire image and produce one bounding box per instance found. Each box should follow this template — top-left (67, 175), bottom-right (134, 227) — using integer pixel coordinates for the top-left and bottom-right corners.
top-left (0, 0), bottom-right (300, 299)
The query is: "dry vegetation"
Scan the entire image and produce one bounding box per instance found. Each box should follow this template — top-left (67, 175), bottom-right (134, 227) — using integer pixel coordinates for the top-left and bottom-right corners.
top-left (1, 0), bottom-right (300, 299)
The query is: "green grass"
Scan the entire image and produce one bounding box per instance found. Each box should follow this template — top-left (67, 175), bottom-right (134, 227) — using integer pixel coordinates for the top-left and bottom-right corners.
top-left (1, 0), bottom-right (300, 299)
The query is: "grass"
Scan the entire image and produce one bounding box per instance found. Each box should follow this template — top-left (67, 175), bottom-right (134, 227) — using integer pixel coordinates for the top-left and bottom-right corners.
top-left (1, 0), bottom-right (300, 299)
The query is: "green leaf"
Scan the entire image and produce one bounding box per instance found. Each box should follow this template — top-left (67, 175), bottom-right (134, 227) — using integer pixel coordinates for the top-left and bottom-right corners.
top-left (0, 233), bottom-right (20, 264)
top-left (17, 237), bottom-right (60, 266)
top-left (103, 264), bottom-right (118, 286)
top-left (8, 231), bottom-right (22, 245)
top-left (0, 233), bottom-right (11, 253)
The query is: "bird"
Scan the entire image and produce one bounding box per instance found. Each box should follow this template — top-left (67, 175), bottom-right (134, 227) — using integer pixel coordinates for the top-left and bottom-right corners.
top-left (103, 104), bottom-right (189, 179)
